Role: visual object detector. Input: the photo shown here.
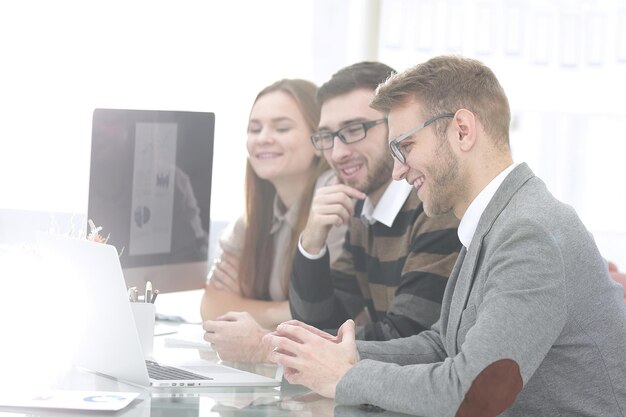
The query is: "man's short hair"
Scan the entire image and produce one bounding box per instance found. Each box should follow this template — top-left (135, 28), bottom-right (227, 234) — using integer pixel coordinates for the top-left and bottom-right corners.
top-left (371, 55), bottom-right (511, 149)
top-left (317, 61), bottom-right (396, 106)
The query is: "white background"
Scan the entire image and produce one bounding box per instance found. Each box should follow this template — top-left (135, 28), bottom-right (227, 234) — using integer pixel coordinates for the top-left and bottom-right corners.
top-left (0, 0), bottom-right (624, 267)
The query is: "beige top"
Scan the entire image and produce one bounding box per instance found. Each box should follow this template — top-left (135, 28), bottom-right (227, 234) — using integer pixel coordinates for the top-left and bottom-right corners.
top-left (212, 170), bottom-right (346, 301)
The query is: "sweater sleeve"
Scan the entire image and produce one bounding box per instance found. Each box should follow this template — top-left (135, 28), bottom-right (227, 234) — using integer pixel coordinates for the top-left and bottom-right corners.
top-left (289, 244), bottom-right (364, 332)
top-left (359, 209), bottom-right (461, 341)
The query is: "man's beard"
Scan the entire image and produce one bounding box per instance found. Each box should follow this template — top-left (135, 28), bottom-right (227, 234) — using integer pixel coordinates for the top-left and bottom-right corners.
top-left (339, 155), bottom-right (393, 196)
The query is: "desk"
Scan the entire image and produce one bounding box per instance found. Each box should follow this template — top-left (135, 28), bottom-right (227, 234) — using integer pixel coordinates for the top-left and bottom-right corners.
top-left (0, 328), bottom-right (412, 417)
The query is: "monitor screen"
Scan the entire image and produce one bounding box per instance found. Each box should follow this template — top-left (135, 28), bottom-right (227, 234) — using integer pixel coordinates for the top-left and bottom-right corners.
top-left (88, 108), bottom-right (215, 293)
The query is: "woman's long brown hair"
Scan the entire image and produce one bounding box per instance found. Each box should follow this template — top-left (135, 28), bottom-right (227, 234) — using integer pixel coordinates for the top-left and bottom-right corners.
top-left (239, 79), bottom-right (329, 300)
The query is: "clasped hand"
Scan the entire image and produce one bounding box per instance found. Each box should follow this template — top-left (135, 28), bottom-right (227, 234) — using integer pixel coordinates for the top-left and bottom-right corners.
top-left (263, 319), bottom-right (358, 398)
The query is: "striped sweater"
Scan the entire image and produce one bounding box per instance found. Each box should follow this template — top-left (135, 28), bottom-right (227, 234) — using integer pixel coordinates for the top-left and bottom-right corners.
top-left (289, 190), bottom-right (461, 340)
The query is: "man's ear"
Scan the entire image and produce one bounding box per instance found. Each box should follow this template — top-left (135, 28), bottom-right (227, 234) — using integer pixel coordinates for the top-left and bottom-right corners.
top-left (452, 109), bottom-right (477, 152)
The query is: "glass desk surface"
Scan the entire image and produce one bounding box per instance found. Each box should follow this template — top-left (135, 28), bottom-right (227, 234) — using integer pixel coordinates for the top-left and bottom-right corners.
top-left (0, 327), bottom-right (414, 417)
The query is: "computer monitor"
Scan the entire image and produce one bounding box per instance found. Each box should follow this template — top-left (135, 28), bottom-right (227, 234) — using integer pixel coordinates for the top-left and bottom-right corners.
top-left (87, 108), bottom-right (215, 293)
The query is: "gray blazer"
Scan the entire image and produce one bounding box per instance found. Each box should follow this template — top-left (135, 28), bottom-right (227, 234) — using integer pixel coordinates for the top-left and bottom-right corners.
top-left (336, 163), bottom-right (626, 416)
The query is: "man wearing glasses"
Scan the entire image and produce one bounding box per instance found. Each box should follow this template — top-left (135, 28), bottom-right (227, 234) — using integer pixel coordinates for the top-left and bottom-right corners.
top-left (289, 61), bottom-right (461, 341)
top-left (268, 56), bottom-right (626, 416)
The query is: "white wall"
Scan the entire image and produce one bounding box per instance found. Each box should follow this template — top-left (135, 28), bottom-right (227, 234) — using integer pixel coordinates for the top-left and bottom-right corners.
top-left (377, 0), bottom-right (626, 267)
top-left (0, 0), bottom-right (624, 267)
top-left (0, 0), bottom-right (317, 223)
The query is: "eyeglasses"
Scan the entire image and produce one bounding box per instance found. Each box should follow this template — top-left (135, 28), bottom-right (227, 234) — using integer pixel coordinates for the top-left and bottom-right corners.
top-left (311, 119), bottom-right (387, 151)
top-left (389, 113), bottom-right (455, 164)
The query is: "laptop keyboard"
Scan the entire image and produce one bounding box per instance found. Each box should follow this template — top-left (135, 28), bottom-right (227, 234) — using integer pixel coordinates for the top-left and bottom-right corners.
top-left (146, 360), bottom-right (213, 381)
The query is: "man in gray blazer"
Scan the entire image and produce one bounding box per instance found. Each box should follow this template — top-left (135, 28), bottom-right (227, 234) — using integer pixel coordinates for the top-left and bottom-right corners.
top-left (264, 55), bottom-right (626, 416)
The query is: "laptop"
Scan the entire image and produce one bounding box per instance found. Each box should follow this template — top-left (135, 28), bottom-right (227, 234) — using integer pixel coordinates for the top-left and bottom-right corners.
top-left (36, 233), bottom-right (280, 388)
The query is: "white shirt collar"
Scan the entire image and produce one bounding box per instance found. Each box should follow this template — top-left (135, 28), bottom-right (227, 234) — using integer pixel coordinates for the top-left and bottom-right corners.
top-left (458, 163), bottom-right (517, 248)
top-left (361, 180), bottom-right (413, 227)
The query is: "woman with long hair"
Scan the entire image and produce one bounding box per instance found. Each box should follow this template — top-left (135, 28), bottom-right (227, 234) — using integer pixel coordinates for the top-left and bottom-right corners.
top-left (200, 79), bottom-right (345, 362)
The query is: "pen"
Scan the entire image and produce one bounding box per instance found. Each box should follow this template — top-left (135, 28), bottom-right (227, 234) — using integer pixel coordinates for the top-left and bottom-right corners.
top-left (151, 289), bottom-right (159, 304)
top-left (145, 281), bottom-right (152, 304)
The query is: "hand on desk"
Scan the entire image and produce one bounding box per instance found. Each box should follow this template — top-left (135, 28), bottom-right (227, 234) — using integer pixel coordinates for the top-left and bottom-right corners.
top-left (203, 311), bottom-right (270, 363)
top-left (263, 319), bottom-right (358, 399)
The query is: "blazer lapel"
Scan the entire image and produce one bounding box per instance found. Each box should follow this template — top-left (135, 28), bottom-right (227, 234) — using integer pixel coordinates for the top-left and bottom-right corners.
top-left (442, 246), bottom-right (466, 354)
top-left (446, 163), bottom-right (536, 355)
top-left (446, 244), bottom-right (481, 355)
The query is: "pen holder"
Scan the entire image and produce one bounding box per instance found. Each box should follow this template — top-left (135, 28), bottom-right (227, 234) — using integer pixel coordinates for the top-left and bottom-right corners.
top-left (130, 302), bottom-right (156, 358)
